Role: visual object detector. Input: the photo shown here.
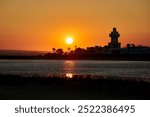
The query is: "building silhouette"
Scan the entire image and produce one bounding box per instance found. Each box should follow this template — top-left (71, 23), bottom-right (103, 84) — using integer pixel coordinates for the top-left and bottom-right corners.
top-left (108, 27), bottom-right (121, 49)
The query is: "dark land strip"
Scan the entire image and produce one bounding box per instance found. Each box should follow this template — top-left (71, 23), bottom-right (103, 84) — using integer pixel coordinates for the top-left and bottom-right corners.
top-left (0, 74), bottom-right (150, 100)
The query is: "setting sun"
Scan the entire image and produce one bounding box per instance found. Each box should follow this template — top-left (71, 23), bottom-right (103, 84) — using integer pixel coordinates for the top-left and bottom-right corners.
top-left (66, 37), bottom-right (73, 44)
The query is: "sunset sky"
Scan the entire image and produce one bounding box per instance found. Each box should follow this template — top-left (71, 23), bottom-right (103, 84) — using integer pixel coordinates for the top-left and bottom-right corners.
top-left (0, 0), bottom-right (150, 51)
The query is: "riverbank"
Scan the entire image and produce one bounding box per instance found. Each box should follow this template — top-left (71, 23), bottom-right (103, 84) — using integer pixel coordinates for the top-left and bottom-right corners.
top-left (0, 54), bottom-right (150, 61)
top-left (0, 74), bottom-right (150, 100)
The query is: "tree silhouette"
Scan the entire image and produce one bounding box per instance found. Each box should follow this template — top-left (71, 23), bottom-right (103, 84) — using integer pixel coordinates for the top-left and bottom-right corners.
top-left (52, 48), bottom-right (56, 53)
top-left (67, 47), bottom-right (71, 53)
top-left (56, 48), bottom-right (64, 55)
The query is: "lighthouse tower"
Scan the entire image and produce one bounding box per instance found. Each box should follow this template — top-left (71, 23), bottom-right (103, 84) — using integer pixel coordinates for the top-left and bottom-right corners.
top-left (108, 27), bottom-right (121, 49)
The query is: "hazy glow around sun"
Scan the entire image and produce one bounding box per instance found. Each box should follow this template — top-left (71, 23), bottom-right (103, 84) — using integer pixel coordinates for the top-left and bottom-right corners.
top-left (66, 37), bottom-right (73, 44)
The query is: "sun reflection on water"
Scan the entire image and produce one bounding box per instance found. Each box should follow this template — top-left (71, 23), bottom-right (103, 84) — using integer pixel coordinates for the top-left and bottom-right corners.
top-left (66, 73), bottom-right (73, 78)
top-left (64, 61), bottom-right (75, 79)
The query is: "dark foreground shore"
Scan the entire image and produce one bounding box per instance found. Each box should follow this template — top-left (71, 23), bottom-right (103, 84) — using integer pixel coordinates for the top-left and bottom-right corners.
top-left (0, 74), bottom-right (150, 100)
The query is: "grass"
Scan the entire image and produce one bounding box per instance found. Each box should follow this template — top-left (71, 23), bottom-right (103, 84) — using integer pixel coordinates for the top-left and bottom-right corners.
top-left (0, 74), bottom-right (150, 100)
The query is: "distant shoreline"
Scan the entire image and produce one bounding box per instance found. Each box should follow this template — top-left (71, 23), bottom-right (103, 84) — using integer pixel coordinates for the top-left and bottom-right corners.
top-left (0, 55), bottom-right (150, 61)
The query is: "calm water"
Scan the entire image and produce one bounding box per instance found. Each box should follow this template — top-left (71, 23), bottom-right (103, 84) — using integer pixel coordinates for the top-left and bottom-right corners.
top-left (0, 60), bottom-right (150, 78)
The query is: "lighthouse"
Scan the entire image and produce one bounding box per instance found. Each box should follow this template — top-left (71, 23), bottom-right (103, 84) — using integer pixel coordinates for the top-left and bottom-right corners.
top-left (108, 27), bottom-right (121, 49)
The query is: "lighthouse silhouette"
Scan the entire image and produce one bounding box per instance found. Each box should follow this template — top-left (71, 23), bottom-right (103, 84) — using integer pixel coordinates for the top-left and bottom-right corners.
top-left (108, 27), bottom-right (121, 49)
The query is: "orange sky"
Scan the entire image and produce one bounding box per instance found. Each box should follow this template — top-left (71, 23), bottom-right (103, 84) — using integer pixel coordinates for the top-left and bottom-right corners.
top-left (0, 0), bottom-right (150, 51)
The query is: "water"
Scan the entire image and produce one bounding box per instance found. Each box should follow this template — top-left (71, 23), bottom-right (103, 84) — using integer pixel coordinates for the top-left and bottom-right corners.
top-left (0, 60), bottom-right (150, 78)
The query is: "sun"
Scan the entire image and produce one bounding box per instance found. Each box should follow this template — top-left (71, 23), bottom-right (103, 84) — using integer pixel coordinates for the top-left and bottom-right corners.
top-left (66, 37), bottom-right (73, 44)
